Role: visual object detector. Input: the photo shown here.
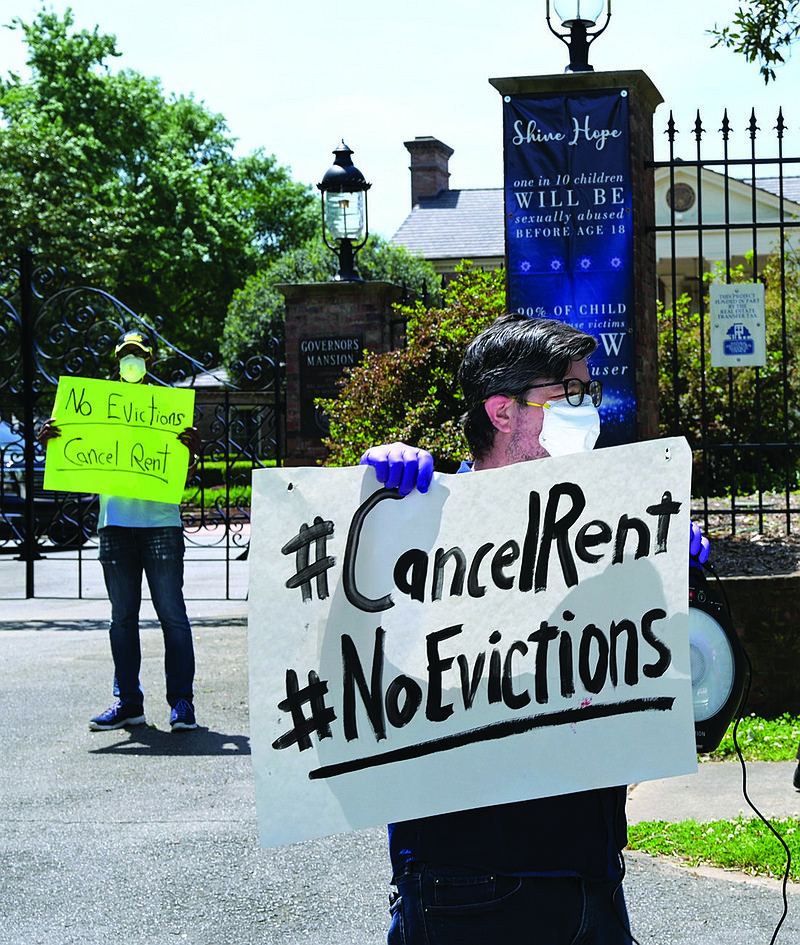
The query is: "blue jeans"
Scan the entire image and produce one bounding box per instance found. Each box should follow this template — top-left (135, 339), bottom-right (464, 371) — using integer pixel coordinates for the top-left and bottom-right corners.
top-left (99, 526), bottom-right (195, 708)
top-left (388, 864), bottom-right (631, 945)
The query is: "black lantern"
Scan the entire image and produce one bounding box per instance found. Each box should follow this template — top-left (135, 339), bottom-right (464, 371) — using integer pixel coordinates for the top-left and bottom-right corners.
top-left (317, 141), bottom-right (371, 282)
top-left (546, 0), bottom-right (612, 73)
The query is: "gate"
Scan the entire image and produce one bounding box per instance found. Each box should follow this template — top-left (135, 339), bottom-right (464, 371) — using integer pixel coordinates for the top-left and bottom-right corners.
top-left (0, 250), bottom-right (283, 599)
top-left (650, 107), bottom-right (800, 536)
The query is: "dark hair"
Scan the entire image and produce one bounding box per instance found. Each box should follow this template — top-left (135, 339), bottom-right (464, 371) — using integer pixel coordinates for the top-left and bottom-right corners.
top-left (459, 314), bottom-right (597, 460)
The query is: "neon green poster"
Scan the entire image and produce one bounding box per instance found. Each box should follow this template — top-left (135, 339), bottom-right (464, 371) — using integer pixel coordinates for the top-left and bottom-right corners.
top-left (43, 377), bottom-right (196, 503)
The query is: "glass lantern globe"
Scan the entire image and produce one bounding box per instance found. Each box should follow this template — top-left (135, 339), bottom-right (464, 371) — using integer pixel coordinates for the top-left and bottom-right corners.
top-left (553, 0), bottom-right (605, 25)
top-left (324, 190), bottom-right (366, 243)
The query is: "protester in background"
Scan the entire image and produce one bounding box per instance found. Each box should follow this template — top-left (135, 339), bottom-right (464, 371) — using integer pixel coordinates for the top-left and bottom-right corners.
top-left (38, 330), bottom-right (201, 732)
top-left (360, 314), bottom-right (710, 945)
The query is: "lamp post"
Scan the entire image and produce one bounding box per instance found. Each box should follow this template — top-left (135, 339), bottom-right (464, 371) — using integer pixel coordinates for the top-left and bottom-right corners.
top-left (545, 0), bottom-right (611, 73)
top-left (317, 141), bottom-right (371, 282)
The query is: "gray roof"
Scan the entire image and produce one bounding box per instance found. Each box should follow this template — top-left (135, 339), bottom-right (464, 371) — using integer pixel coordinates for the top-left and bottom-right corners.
top-left (391, 188), bottom-right (504, 260)
top-left (746, 176), bottom-right (800, 204)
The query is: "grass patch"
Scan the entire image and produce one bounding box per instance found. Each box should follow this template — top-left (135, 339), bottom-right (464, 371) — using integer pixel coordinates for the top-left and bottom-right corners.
top-left (627, 817), bottom-right (799, 882)
top-left (707, 713), bottom-right (800, 762)
top-left (630, 715), bottom-right (800, 880)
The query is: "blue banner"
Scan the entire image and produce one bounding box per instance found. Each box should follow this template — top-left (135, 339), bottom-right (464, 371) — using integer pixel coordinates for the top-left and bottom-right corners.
top-left (502, 90), bottom-right (635, 446)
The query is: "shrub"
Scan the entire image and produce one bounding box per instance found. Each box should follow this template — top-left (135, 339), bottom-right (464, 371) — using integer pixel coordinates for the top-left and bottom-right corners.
top-left (320, 264), bottom-right (506, 470)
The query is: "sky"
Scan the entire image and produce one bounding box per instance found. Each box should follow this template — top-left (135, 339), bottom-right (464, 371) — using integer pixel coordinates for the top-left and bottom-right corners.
top-left (0, 0), bottom-right (798, 238)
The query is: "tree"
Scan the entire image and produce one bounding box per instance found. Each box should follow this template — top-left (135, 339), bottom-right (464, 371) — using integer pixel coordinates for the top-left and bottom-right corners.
top-left (0, 9), bottom-right (317, 356)
top-left (711, 1), bottom-right (800, 82)
top-left (319, 264), bottom-right (506, 471)
top-left (220, 234), bottom-right (441, 368)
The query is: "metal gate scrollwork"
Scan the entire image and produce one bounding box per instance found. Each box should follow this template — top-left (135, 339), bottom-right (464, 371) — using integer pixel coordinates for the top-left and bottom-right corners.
top-left (0, 249), bottom-right (283, 599)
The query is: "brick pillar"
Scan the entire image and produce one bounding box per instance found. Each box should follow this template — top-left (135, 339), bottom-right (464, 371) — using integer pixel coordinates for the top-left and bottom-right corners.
top-left (488, 71), bottom-right (663, 441)
top-left (278, 281), bottom-right (405, 466)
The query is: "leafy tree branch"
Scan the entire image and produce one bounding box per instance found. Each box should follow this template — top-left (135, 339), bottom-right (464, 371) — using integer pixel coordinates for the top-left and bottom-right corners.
top-left (710, 0), bottom-right (800, 82)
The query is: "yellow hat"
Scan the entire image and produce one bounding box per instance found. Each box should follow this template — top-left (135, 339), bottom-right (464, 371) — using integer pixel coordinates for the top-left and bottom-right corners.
top-left (114, 330), bottom-right (153, 359)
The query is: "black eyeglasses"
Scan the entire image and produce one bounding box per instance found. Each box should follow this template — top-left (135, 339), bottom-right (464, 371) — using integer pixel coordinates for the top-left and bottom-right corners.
top-left (516, 377), bottom-right (603, 408)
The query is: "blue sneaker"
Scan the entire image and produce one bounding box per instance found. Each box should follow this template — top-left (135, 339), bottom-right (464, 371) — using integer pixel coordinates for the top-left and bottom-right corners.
top-left (170, 699), bottom-right (197, 731)
top-left (89, 700), bottom-right (146, 731)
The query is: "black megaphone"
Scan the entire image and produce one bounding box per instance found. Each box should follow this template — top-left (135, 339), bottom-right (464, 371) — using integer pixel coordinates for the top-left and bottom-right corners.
top-left (689, 567), bottom-right (747, 754)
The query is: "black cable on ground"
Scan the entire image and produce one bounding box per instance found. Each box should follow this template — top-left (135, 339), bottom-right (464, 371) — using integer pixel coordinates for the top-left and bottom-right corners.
top-left (707, 562), bottom-right (791, 945)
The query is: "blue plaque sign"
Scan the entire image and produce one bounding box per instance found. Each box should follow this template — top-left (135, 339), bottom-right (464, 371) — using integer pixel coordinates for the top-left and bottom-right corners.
top-left (502, 89), bottom-right (636, 446)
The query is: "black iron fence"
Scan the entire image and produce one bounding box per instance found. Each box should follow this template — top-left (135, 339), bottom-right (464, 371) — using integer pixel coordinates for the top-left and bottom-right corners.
top-left (0, 250), bottom-right (283, 599)
top-left (650, 108), bottom-right (800, 536)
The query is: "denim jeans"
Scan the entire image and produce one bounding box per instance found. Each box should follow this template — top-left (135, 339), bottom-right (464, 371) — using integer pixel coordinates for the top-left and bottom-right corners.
top-left (98, 526), bottom-right (195, 708)
top-left (387, 864), bottom-right (631, 945)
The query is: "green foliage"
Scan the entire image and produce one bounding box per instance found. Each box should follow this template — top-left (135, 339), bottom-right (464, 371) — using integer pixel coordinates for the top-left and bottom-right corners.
top-left (182, 459), bottom-right (278, 509)
top-left (220, 234), bottom-right (440, 367)
top-left (319, 263), bottom-right (506, 470)
top-left (195, 460), bottom-right (262, 489)
top-left (628, 816), bottom-right (799, 881)
top-left (658, 252), bottom-right (800, 496)
top-left (0, 10), bottom-right (316, 356)
top-left (710, 0), bottom-right (800, 82)
top-left (182, 483), bottom-right (252, 510)
top-left (708, 713), bottom-right (800, 762)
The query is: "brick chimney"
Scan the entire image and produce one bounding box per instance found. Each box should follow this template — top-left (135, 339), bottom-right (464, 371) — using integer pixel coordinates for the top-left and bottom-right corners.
top-left (404, 136), bottom-right (454, 207)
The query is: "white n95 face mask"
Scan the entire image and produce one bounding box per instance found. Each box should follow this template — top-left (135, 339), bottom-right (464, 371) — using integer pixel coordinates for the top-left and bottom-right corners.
top-left (538, 398), bottom-right (600, 457)
top-left (119, 354), bottom-right (147, 383)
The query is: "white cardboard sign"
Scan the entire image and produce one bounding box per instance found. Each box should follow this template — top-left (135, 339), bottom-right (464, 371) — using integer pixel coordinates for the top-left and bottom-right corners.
top-left (248, 438), bottom-right (697, 848)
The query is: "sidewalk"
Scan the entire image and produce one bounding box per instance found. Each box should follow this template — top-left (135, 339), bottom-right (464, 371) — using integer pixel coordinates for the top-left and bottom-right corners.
top-left (0, 593), bottom-right (248, 627)
top-left (1, 597), bottom-right (798, 944)
top-left (628, 759), bottom-right (800, 824)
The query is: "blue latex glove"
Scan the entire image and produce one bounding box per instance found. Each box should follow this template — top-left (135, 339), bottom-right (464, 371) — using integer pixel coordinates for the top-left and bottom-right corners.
top-left (359, 442), bottom-right (434, 497)
top-left (689, 522), bottom-right (710, 567)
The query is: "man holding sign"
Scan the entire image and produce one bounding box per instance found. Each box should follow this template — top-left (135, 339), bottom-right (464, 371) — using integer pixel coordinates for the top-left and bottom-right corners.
top-left (360, 315), bottom-right (708, 945)
top-left (39, 331), bottom-right (201, 732)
